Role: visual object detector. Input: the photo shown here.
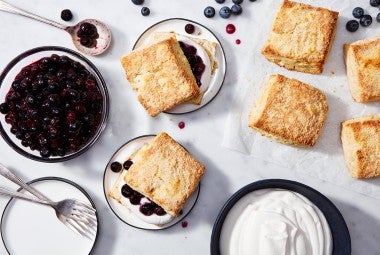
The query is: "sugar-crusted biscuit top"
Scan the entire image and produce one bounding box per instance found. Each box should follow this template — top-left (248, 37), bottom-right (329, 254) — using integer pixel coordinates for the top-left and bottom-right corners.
top-left (124, 132), bottom-right (205, 216)
top-left (344, 37), bottom-right (380, 103)
top-left (262, 0), bottom-right (338, 70)
top-left (341, 115), bottom-right (380, 179)
top-left (249, 74), bottom-right (328, 147)
top-left (120, 37), bottom-right (200, 117)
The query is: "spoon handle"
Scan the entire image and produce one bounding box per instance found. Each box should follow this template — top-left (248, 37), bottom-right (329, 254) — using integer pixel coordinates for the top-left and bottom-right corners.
top-left (0, 186), bottom-right (51, 206)
top-left (0, 0), bottom-right (67, 30)
top-left (0, 164), bottom-right (51, 202)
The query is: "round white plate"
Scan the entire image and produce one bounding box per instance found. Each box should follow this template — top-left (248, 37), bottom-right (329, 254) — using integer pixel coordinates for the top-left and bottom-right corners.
top-left (1, 177), bottom-right (99, 255)
top-left (133, 18), bottom-right (227, 115)
top-left (103, 135), bottom-right (200, 230)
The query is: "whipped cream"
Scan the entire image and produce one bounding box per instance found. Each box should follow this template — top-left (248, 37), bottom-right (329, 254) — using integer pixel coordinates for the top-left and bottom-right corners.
top-left (115, 177), bottom-right (174, 226)
top-left (220, 189), bottom-right (332, 255)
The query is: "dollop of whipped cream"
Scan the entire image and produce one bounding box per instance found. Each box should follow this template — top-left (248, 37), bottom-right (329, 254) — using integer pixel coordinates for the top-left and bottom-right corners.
top-left (115, 177), bottom-right (173, 226)
top-left (220, 189), bottom-right (332, 255)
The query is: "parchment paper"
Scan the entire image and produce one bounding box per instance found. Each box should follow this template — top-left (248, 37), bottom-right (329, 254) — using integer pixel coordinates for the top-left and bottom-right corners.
top-left (222, 0), bottom-right (380, 198)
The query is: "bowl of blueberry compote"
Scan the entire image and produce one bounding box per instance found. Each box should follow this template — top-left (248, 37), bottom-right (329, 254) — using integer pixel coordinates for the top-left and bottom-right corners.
top-left (0, 46), bottom-right (109, 162)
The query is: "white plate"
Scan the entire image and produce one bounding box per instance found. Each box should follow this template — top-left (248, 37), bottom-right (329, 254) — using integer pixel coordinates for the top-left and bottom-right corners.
top-left (1, 177), bottom-right (98, 255)
top-left (133, 18), bottom-right (227, 115)
top-left (103, 135), bottom-right (200, 230)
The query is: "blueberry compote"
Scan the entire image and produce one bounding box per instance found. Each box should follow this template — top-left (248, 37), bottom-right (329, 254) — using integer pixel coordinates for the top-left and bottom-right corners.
top-left (178, 41), bottom-right (205, 87)
top-left (121, 184), bottom-right (167, 216)
top-left (77, 22), bottom-right (99, 48)
top-left (0, 54), bottom-right (103, 158)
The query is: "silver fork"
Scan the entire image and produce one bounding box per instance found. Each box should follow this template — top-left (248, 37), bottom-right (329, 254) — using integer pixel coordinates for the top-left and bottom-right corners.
top-left (0, 164), bottom-right (97, 239)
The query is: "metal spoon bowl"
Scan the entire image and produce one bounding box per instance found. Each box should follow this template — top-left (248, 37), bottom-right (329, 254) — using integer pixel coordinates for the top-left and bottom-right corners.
top-left (0, 0), bottom-right (111, 56)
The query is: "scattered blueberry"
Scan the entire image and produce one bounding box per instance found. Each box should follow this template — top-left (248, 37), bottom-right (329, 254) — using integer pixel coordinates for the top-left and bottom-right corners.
top-left (377, 12), bottom-right (380, 22)
top-left (185, 24), bottom-right (195, 34)
top-left (204, 6), bottom-right (216, 18)
top-left (60, 9), bottom-right (73, 21)
top-left (360, 14), bottom-right (372, 26)
top-left (141, 7), bottom-right (150, 16)
top-left (123, 160), bottom-right (133, 170)
top-left (233, 0), bottom-right (244, 4)
top-left (249, 0), bottom-right (257, 1)
top-left (110, 161), bottom-right (122, 172)
top-left (215, 0), bottom-right (225, 3)
top-left (346, 20), bottom-right (359, 32)
top-left (132, 0), bottom-right (144, 5)
top-left (370, 0), bottom-right (380, 7)
top-left (352, 7), bottom-right (364, 18)
top-left (219, 6), bottom-right (232, 19)
top-left (231, 4), bottom-right (243, 15)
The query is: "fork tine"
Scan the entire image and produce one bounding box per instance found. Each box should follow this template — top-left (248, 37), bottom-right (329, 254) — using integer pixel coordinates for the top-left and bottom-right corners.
top-left (64, 219), bottom-right (85, 237)
top-left (72, 206), bottom-right (97, 220)
top-left (72, 202), bottom-right (96, 213)
top-left (74, 200), bottom-right (96, 212)
top-left (71, 216), bottom-right (96, 236)
top-left (71, 211), bottom-right (97, 227)
top-left (67, 218), bottom-right (94, 240)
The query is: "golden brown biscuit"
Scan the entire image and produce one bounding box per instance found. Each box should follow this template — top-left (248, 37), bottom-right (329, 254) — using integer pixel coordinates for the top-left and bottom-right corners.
top-left (124, 132), bottom-right (205, 216)
top-left (341, 115), bottom-right (380, 179)
top-left (344, 37), bottom-right (380, 103)
top-left (249, 74), bottom-right (328, 147)
top-left (262, 0), bottom-right (338, 74)
top-left (147, 32), bottom-right (217, 105)
top-left (120, 37), bottom-right (200, 117)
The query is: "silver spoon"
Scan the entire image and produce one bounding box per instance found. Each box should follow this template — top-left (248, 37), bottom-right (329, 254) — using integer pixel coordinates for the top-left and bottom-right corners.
top-left (0, 0), bottom-right (111, 56)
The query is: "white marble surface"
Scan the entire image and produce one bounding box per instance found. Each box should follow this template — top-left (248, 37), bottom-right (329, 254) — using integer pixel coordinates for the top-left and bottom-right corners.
top-left (0, 0), bottom-right (379, 254)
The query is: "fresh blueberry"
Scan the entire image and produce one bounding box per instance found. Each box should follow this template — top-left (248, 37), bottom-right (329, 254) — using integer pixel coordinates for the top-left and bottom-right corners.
top-left (219, 6), bottom-right (232, 18)
top-left (346, 20), bottom-right (359, 32)
top-left (377, 12), bottom-right (380, 22)
top-left (370, 0), bottom-right (380, 7)
top-left (360, 14), bottom-right (372, 26)
top-left (204, 6), bottom-right (216, 18)
top-left (249, 0), bottom-right (257, 1)
top-left (141, 7), bottom-right (150, 16)
top-left (132, 0), bottom-right (144, 5)
top-left (60, 9), bottom-right (73, 21)
top-left (231, 4), bottom-right (243, 15)
top-left (233, 0), bottom-right (243, 4)
top-left (215, 0), bottom-right (225, 3)
top-left (352, 7), bottom-right (364, 18)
